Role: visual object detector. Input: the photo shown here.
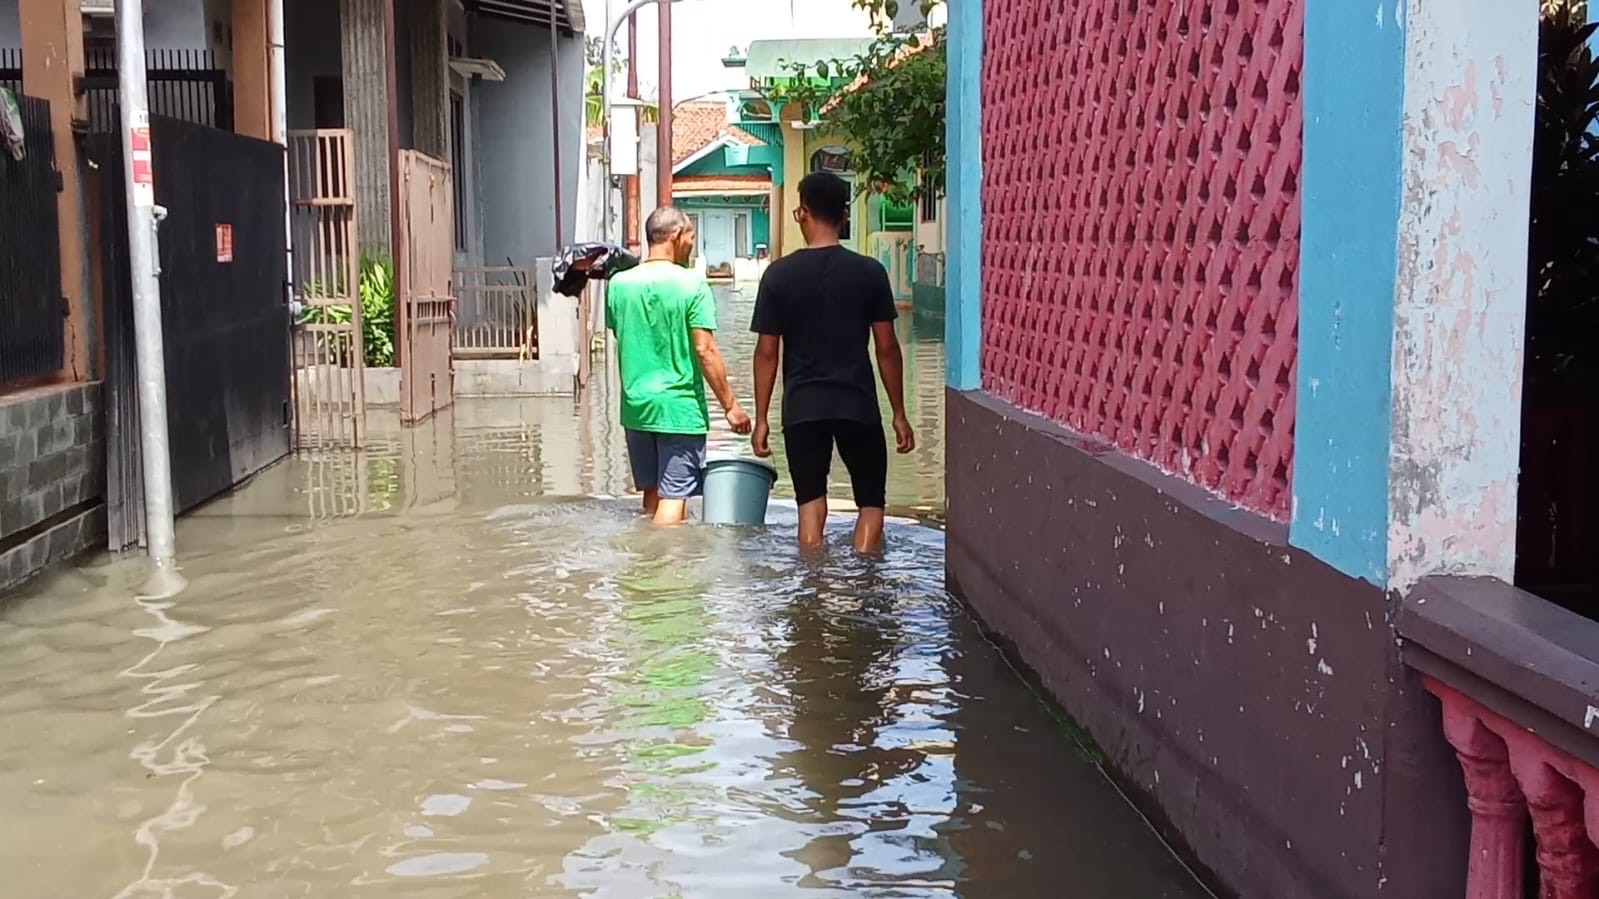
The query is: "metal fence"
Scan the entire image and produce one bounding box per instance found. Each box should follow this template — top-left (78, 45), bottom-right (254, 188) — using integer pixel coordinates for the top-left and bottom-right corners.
top-left (454, 266), bottom-right (536, 359)
top-left (0, 47), bottom-right (231, 133)
top-left (289, 129), bottom-right (367, 449)
top-left (0, 93), bottom-right (65, 384)
top-left (915, 250), bottom-right (945, 288)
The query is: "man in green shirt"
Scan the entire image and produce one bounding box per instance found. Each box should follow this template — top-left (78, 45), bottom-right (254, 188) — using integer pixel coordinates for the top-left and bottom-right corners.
top-left (607, 207), bottom-right (751, 524)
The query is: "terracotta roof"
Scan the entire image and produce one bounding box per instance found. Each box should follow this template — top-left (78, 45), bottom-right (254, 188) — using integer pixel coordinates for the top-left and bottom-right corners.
top-left (821, 33), bottom-right (937, 114)
top-left (673, 174), bottom-right (773, 195)
top-left (672, 102), bottom-right (767, 166)
top-left (587, 102), bottom-right (768, 163)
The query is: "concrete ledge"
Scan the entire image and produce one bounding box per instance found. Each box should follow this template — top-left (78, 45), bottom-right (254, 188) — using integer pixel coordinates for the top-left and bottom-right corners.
top-left (454, 359), bottom-right (575, 398)
top-left (1401, 576), bottom-right (1599, 768)
top-left (0, 505), bottom-right (105, 593)
top-left (945, 388), bottom-right (1466, 899)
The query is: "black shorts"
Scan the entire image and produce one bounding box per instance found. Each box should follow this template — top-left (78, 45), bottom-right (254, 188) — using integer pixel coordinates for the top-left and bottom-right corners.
top-left (784, 419), bottom-right (888, 509)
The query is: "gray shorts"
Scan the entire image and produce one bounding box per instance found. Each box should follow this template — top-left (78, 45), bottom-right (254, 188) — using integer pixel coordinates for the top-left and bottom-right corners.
top-left (625, 430), bottom-right (707, 500)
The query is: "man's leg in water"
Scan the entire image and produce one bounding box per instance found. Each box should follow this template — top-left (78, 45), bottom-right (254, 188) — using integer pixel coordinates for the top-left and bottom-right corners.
top-left (837, 421), bottom-right (890, 554)
top-left (785, 422), bottom-right (834, 551)
top-left (652, 434), bottom-right (706, 525)
top-left (625, 430), bottom-right (661, 516)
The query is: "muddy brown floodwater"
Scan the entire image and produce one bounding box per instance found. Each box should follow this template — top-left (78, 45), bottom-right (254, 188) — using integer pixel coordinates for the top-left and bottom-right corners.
top-left (0, 289), bottom-right (1210, 897)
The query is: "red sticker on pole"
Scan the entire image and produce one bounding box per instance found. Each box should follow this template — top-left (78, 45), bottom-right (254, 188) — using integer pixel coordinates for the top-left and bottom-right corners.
top-left (130, 126), bottom-right (154, 203)
top-left (215, 224), bottom-right (233, 263)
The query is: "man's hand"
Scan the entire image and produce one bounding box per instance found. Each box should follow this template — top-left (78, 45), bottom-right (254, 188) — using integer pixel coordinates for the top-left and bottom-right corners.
top-left (752, 420), bottom-right (773, 458)
top-left (893, 415), bottom-right (916, 454)
top-left (726, 405), bottom-right (753, 435)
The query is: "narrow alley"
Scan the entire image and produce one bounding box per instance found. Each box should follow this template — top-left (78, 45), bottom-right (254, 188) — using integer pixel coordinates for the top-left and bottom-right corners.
top-left (0, 292), bottom-right (1210, 897)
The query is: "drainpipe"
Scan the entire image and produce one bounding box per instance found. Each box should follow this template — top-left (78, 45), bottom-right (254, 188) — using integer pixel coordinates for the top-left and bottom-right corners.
top-left (655, 0), bottom-right (672, 207)
top-left (384, 0), bottom-right (406, 367)
top-left (115, 0), bottom-right (185, 598)
top-left (270, 0), bottom-right (291, 295)
top-left (549, 7), bottom-right (563, 250)
top-left (625, 11), bottom-right (640, 252)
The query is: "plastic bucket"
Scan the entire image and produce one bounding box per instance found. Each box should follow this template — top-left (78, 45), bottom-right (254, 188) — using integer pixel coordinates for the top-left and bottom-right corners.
top-left (702, 458), bottom-right (779, 525)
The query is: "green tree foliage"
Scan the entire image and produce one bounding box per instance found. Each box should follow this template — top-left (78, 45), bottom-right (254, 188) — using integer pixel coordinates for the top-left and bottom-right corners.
top-left (766, 0), bottom-right (946, 205)
top-left (586, 35), bottom-right (659, 129)
top-left (1528, 4), bottom-right (1599, 380)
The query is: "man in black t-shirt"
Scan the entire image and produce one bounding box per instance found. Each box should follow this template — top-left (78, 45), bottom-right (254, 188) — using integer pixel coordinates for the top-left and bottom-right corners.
top-left (750, 172), bottom-right (916, 553)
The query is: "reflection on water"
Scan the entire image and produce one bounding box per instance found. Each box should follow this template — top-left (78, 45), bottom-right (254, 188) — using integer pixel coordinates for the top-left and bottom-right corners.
top-left (0, 289), bottom-right (1205, 897)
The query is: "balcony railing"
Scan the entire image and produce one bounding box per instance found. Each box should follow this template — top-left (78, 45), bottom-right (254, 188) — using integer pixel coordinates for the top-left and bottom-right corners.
top-left (1401, 577), bottom-right (1599, 899)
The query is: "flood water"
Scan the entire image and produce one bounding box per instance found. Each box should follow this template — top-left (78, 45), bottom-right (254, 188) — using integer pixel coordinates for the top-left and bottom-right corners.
top-left (0, 289), bottom-right (1209, 897)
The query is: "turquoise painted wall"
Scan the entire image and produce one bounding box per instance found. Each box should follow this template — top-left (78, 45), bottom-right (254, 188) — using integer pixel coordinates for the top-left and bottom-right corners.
top-left (738, 122), bottom-right (786, 183)
top-left (753, 207), bottom-right (771, 248)
top-left (1291, 0), bottom-right (1406, 585)
top-left (676, 196), bottom-right (771, 248)
top-left (945, 0), bottom-right (982, 391)
top-left (674, 140), bottom-right (773, 249)
top-left (677, 152), bottom-right (770, 180)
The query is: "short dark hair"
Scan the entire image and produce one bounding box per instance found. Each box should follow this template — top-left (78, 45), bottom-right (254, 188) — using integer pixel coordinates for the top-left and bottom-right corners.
top-left (798, 172), bottom-right (850, 226)
top-left (645, 206), bottom-right (692, 244)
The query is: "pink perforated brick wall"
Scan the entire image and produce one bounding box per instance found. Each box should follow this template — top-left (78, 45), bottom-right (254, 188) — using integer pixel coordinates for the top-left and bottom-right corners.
top-left (980, 0), bottom-right (1302, 519)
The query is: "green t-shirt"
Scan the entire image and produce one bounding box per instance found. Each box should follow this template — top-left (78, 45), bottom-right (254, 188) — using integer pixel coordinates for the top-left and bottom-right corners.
top-left (606, 261), bottom-right (717, 434)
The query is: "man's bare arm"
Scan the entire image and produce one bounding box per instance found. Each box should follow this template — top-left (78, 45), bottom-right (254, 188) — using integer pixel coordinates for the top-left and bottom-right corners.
top-left (754, 335), bottom-right (780, 426)
top-left (694, 329), bottom-right (751, 432)
top-left (872, 322), bottom-right (907, 419)
top-left (872, 321), bottom-right (915, 453)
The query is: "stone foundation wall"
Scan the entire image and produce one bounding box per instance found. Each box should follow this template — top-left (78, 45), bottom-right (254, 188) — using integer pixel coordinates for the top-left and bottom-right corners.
top-left (946, 389), bottom-right (1467, 899)
top-left (0, 384), bottom-right (105, 592)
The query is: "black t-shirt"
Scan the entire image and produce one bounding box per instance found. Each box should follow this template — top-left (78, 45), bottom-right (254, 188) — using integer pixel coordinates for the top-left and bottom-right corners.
top-left (750, 245), bottom-right (898, 428)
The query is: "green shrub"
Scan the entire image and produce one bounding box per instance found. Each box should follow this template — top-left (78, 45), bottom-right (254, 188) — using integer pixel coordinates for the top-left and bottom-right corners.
top-left (302, 256), bottom-right (398, 369)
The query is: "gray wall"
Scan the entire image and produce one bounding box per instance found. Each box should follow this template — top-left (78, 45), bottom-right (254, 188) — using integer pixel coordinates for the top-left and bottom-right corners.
top-left (0, 0), bottom-right (215, 50)
top-left (471, 17), bottom-right (583, 268)
top-left (0, 385), bottom-right (106, 593)
top-left (283, 0), bottom-right (342, 131)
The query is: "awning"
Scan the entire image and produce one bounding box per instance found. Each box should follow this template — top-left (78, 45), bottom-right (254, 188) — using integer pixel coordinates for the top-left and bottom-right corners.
top-left (465, 0), bottom-right (584, 32)
top-left (673, 176), bottom-right (773, 198)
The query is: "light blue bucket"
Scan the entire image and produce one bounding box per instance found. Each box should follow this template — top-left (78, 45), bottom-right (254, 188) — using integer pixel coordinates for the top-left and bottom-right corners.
top-left (702, 457), bottom-right (779, 525)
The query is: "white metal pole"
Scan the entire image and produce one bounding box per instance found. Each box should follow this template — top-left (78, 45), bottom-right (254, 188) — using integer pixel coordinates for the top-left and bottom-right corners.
top-left (603, 0), bottom-right (680, 245)
top-left (600, 0), bottom-right (678, 371)
top-left (116, 0), bottom-right (185, 598)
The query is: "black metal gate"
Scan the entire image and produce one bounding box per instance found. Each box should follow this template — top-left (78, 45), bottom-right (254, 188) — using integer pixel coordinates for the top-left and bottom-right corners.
top-left (1, 47), bottom-right (232, 133)
top-left (89, 117), bottom-right (290, 550)
top-left (0, 93), bottom-right (64, 385)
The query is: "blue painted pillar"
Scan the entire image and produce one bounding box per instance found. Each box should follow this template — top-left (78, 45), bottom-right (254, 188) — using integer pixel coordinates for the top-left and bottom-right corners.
top-left (1293, 0), bottom-right (1536, 592)
top-left (1292, 1), bottom-right (1407, 585)
top-left (944, 0), bottom-right (982, 391)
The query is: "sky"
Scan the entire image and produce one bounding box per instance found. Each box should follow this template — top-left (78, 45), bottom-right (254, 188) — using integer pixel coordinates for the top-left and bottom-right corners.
top-left (580, 0), bottom-right (876, 103)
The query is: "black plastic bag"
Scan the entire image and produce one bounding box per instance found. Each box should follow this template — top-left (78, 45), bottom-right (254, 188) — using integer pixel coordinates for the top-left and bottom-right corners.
top-left (552, 242), bottom-right (640, 297)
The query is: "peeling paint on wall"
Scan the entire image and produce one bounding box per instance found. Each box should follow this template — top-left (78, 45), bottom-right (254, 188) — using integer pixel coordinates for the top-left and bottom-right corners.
top-left (1388, 0), bottom-right (1534, 592)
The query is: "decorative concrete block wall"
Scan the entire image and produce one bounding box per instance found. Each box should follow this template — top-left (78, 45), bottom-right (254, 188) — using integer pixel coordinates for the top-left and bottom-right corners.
top-left (0, 383), bottom-right (105, 592)
top-left (944, 0), bottom-right (1537, 895)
